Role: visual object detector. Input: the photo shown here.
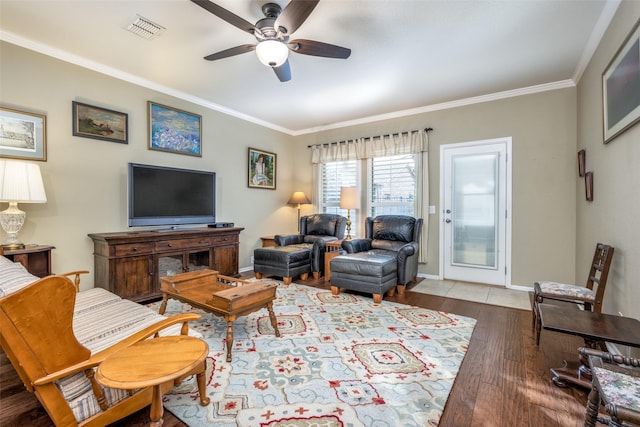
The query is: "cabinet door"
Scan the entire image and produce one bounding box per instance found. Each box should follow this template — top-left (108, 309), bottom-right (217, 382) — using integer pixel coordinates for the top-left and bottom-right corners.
top-left (112, 255), bottom-right (155, 301)
top-left (213, 245), bottom-right (238, 275)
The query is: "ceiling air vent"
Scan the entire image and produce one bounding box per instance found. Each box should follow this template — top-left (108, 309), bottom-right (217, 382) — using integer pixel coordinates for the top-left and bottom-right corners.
top-left (125, 15), bottom-right (165, 40)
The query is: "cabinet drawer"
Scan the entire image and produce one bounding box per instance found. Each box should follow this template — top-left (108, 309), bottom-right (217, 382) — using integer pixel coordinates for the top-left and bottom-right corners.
top-left (155, 237), bottom-right (212, 251)
top-left (211, 234), bottom-right (239, 245)
top-left (114, 243), bottom-right (154, 256)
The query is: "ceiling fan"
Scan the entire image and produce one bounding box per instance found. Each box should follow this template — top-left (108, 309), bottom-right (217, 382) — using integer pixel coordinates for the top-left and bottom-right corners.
top-left (191, 0), bottom-right (351, 82)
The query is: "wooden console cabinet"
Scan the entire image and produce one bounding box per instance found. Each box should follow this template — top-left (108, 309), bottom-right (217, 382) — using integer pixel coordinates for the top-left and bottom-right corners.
top-left (88, 227), bottom-right (243, 302)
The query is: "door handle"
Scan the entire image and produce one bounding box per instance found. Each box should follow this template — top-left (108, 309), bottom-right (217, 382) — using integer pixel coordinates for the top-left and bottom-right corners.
top-left (445, 219), bottom-right (452, 223)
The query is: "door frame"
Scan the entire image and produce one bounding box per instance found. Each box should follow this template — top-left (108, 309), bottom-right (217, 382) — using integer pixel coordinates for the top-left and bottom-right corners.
top-left (438, 137), bottom-right (512, 288)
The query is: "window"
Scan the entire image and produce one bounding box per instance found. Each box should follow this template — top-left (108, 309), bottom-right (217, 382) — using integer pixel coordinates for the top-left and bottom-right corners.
top-left (319, 154), bottom-right (417, 237)
top-left (369, 155), bottom-right (416, 217)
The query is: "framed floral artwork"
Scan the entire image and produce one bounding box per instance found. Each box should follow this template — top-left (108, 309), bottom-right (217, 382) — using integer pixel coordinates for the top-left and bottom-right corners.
top-left (148, 101), bottom-right (202, 156)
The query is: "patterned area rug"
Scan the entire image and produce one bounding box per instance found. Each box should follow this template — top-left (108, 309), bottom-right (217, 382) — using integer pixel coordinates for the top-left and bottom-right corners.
top-left (150, 282), bottom-right (476, 427)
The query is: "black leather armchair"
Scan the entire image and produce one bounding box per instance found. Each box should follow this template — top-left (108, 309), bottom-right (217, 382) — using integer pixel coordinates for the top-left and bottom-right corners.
top-left (341, 215), bottom-right (423, 286)
top-left (275, 214), bottom-right (346, 278)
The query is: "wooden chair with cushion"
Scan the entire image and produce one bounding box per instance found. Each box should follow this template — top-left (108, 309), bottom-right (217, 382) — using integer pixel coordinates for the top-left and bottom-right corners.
top-left (532, 243), bottom-right (614, 345)
top-left (579, 347), bottom-right (640, 427)
top-left (0, 274), bottom-right (207, 426)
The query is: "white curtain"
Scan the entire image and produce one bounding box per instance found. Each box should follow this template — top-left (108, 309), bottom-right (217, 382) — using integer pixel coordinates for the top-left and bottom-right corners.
top-left (311, 129), bottom-right (430, 263)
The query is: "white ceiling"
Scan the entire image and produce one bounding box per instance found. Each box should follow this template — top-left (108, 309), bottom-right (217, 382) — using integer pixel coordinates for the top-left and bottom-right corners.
top-left (0, 0), bottom-right (618, 135)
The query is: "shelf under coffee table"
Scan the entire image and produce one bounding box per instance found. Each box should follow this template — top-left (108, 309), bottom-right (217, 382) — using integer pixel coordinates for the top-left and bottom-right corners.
top-left (159, 269), bottom-right (280, 362)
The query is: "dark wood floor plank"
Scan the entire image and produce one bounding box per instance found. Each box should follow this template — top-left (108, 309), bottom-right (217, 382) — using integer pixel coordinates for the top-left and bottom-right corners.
top-left (0, 275), bottom-right (591, 427)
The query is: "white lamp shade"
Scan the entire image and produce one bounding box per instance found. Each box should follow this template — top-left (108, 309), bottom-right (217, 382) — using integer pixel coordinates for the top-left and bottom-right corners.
top-left (0, 160), bottom-right (47, 203)
top-left (340, 187), bottom-right (359, 209)
top-left (255, 39), bottom-right (289, 67)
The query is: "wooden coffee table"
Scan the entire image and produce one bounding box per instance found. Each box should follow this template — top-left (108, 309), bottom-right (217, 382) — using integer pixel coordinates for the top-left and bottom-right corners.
top-left (159, 269), bottom-right (280, 362)
top-left (538, 303), bottom-right (640, 388)
top-left (96, 335), bottom-right (210, 427)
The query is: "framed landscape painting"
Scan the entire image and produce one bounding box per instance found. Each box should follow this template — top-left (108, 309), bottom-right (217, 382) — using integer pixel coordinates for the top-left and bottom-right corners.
top-left (602, 19), bottom-right (640, 143)
top-left (148, 101), bottom-right (202, 156)
top-left (248, 147), bottom-right (276, 189)
top-left (0, 107), bottom-right (47, 161)
top-left (72, 101), bottom-right (128, 144)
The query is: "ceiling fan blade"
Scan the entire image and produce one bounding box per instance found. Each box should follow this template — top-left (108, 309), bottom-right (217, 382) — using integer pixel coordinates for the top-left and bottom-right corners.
top-left (204, 44), bottom-right (256, 61)
top-left (273, 60), bottom-right (292, 82)
top-left (191, 0), bottom-right (257, 34)
top-left (290, 39), bottom-right (351, 59)
top-left (275, 0), bottom-right (319, 35)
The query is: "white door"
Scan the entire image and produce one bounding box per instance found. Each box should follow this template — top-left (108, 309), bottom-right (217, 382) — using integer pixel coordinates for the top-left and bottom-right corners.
top-left (440, 138), bottom-right (511, 286)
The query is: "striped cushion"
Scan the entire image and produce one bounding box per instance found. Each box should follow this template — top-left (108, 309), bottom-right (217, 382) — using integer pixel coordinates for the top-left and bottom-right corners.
top-left (0, 256), bottom-right (39, 297)
top-left (57, 288), bottom-right (201, 423)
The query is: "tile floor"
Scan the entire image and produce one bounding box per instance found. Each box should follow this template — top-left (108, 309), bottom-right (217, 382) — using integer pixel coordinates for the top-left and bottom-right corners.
top-left (410, 278), bottom-right (532, 310)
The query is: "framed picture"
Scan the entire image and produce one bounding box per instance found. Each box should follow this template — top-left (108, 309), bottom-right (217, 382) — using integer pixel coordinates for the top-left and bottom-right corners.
top-left (0, 107), bottom-right (46, 161)
top-left (148, 101), bottom-right (202, 156)
top-left (602, 19), bottom-right (640, 143)
top-left (585, 171), bottom-right (594, 202)
top-left (248, 147), bottom-right (276, 189)
top-left (577, 149), bottom-right (586, 177)
top-left (72, 101), bottom-right (128, 144)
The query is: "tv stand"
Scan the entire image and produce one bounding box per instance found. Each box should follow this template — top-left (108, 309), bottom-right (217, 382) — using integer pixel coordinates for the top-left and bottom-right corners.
top-left (88, 227), bottom-right (244, 302)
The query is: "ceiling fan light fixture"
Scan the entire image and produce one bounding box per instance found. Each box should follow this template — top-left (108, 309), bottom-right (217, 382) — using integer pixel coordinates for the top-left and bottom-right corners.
top-left (256, 39), bottom-right (289, 67)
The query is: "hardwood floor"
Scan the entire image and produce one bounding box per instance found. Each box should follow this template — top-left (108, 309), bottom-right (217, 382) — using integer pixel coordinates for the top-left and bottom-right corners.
top-left (0, 276), bottom-right (589, 427)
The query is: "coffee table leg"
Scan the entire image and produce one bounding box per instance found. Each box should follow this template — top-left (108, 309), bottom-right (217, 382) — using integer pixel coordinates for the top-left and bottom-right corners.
top-left (267, 302), bottom-right (280, 337)
top-left (158, 294), bottom-right (169, 315)
top-left (149, 385), bottom-right (164, 426)
top-left (224, 315), bottom-right (236, 362)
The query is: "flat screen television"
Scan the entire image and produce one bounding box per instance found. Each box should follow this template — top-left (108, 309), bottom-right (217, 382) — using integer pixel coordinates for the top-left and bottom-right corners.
top-left (128, 162), bottom-right (216, 228)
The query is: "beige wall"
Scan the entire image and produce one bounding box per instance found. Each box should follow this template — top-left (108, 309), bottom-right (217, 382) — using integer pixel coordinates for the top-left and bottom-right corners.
top-left (577, 1), bottom-right (640, 321)
top-left (0, 41), bottom-right (299, 282)
top-left (2, 38), bottom-right (582, 292)
top-left (296, 88), bottom-right (578, 287)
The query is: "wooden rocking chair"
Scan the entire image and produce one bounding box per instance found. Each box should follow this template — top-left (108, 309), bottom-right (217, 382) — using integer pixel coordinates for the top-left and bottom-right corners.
top-left (0, 274), bottom-right (206, 426)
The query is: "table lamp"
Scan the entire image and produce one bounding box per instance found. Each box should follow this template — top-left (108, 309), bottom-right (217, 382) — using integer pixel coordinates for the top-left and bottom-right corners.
top-left (0, 159), bottom-right (47, 249)
top-left (340, 186), bottom-right (359, 240)
top-left (288, 191), bottom-right (311, 232)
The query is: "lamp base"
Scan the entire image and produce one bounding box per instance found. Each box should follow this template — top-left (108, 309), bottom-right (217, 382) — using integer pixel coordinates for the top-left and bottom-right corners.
top-left (1, 202), bottom-right (26, 250)
top-left (345, 210), bottom-right (352, 240)
top-left (1, 242), bottom-right (25, 250)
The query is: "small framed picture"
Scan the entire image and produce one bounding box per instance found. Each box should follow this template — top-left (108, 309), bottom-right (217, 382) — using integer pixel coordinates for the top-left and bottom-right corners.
top-left (148, 101), bottom-right (202, 156)
top-left (602, 19), bottom-right (640, 143)
top-left (0, 107), bottom-right (47, 161)
top-left (577, 149), bottom-right (586, 177)
top-left (248, 147), bottom-right (276, 190)
top-left (585, 171), bottom-right (594, 202)
top-left (72, 101), bottom-right (128, 144)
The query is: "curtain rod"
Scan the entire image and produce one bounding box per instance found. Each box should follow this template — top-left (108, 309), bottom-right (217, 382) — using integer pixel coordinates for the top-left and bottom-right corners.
top-left (307, 127), bottom-right (433, 148)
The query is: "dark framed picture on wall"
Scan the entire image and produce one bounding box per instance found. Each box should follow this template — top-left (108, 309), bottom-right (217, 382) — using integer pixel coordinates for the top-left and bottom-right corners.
top-left (72, 101), bottom-right (128, 144)
top-left (602, 19), bottom-right (640, 143)
top-left (577, 149), bottom-right (586, 177)
top-left (148, 101), bottom-right (202, 156)
top-left (0, 106), bottom-right (46, 161)
top-left (248, 147), bottom-right (276, 189)
top-left (585, 171), bottom-right (594, 202)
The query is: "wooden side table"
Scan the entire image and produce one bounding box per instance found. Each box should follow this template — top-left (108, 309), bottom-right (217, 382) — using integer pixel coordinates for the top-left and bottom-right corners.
top-left (3, 244), bottom-right (55, 277)
top-left (96, 336), bottom-right (210, 426)
top-left (324, 240), bottom-right (343, 281)
top-left (260, 236), bottom-right (276, 247)
top-left (539, 303), bottom-right (640, 389)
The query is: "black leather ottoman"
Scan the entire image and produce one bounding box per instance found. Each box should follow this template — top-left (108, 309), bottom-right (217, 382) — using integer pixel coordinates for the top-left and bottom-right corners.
top-left (330, 253), bottom-right (398, 304)
top-left (254, 244), bottom-right (312, 285)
